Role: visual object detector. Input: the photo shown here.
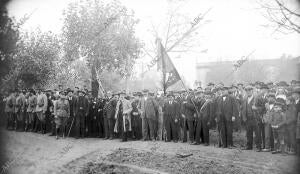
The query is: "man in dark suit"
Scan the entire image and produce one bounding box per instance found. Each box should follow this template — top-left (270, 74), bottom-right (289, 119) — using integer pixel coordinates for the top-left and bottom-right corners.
top-left (139, 89), bottom-right (158, 141)
top-left (182, 92), bottom-right (196, 144)
top-left (241, 86), bottom-right (263, 152)
top-left (163, 92), bottom-right (180, 142)
top-left (103, 92), bottom-right (118, 140)
top-left (216, 87), bottom-right (238, 148)
top-left (66, 89), bottom-right (75, 136)
top-left (199, 91), bottom-right (214, 146)
top-left (74, 90), bottom-right (89, 138)
top-left (193, 90), bottom-right (205, 145)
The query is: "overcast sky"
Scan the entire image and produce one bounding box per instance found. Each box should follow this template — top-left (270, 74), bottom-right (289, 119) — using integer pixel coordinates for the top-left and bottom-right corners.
top-left (6, 0), bottom-right (300, 86)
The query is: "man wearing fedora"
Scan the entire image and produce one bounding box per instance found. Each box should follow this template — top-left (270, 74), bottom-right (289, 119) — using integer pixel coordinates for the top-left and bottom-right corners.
top-left (139, 89), bottom-right (158, 141)
top-left (163, 92), bottom-right (180, 142)
top-left (216, 86), bottom-right (238, 148)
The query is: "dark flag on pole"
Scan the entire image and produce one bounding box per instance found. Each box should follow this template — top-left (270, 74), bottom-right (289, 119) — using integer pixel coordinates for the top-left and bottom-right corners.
top-left (156, 39), bottom-right (181, 90)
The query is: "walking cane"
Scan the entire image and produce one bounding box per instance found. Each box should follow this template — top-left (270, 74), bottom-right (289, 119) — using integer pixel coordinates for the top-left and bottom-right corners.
top-left (67, 116), bottom-right (75, 137)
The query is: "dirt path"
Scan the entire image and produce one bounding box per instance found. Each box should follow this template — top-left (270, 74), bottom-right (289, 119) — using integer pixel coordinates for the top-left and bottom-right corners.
top-left (1, 129), bottom-right (299, 174)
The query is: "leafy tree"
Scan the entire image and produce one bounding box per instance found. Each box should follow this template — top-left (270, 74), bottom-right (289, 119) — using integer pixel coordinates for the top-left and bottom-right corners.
top-left (62, 0), bottom-right (142, 97)
top-left (0, 2), bottom-right (19, 93)
top-left (2, 29), bottom-right (61, 91)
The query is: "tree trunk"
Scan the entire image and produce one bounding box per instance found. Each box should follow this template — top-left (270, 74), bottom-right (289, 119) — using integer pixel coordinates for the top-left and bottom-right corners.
top-left (91, 63), bottom-right (99, 98)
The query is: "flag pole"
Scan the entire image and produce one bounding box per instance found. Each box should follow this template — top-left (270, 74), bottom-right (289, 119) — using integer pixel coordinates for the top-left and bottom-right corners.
top-left (178, 76), bottom-right (201, 117)
top-left (156, 38), bottom-right (167, 95)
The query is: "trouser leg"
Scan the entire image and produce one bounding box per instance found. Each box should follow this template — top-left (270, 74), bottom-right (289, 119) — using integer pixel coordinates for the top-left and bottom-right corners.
top-left (260, 122), bottom-right (265, 149)
top-left (255, 123), bottom-right (262, 149)
top-left (108, 118), bottom-right (114, 138)
top-left (195, 118), bottom-right (201, 144)
top-left (226, 120), bottom-right (233, 147)
top-left (148, 118), bottom-right (155, 140)
top-left (187, 119), bottom-right (194, 143)
top-left (264, 123), bottom-right (271, 149)
top-left (165, 117), bottom-right (171, 141)
top-left (182, 118), bottom-right (187, 142)
top-left (6, 112), bottom-right (10, 129)
top-left (81, 115), bottom-right (86, 137)
top-left (171, 119), bottom-right (178, 141)
top-left (202, 119), bottom-right (209, 144)
top-left (103, 117), bottom-right (109, 138)
top-left (219, 118), bottom-right (226, 147)
top-left (74, 115), bottom-right (80, 138)
top-left (287, 126), bottom-right (296, 151)
top-left (142, 117), bottom-right (148, 140)
top-left (246, 123), bottom-right (254, 149)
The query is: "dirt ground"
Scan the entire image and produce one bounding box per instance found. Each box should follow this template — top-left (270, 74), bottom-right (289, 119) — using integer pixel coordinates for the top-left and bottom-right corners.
top-left (1, 128), bottom-right (299, 174)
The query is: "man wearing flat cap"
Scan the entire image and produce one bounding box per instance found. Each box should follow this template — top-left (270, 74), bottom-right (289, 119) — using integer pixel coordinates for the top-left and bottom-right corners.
top-left (241, 86), bottom-right (264, 151)
top-left (216, 86), bottom-right (238, 148)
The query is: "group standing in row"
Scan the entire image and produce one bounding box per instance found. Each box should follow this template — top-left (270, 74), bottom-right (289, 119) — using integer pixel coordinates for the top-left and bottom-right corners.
top-left (3, 80), bottom-right (300, 156)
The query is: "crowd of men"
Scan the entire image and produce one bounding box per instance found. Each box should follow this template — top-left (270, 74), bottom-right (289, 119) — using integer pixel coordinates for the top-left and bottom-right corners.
top-left (3, 80), bottom-right (300, 156)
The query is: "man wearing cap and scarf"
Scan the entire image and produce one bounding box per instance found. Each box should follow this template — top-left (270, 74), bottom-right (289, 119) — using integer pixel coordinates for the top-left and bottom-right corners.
top-left (139, 89), bottom-right (159, 141)
top-left (241, 86), bottom-right (263, 151)
top-left (262, 91), bottom-right (276, 152)
top-left (216, 86), bottom-right (238, 148)
top-left (35, 88), bottom-right (48, 134)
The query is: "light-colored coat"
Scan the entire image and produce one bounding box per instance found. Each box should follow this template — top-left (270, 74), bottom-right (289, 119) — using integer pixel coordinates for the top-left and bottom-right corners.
top-left (5, 95), bottom-right (15, 113)
top-left (139, 96), bottom-right (158, 119)
top-left (54, 99), bottom-right (70, 118)
top-left (15, 94), bottom-right (26, 113)
top-left (27, 95), bottom-right (37, 113)
top-left (36, 93), bottom-right (48, 113)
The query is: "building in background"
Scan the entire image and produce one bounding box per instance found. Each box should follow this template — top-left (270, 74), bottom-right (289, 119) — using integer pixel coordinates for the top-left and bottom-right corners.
top-left (196, 57), bottom-right (300, 86)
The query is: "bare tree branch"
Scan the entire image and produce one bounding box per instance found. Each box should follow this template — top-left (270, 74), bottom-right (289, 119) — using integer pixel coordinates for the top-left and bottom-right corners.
top-left (259, 0), bottom-right (300, 34)
top-left (275, 0), bottom-right (300, 17)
